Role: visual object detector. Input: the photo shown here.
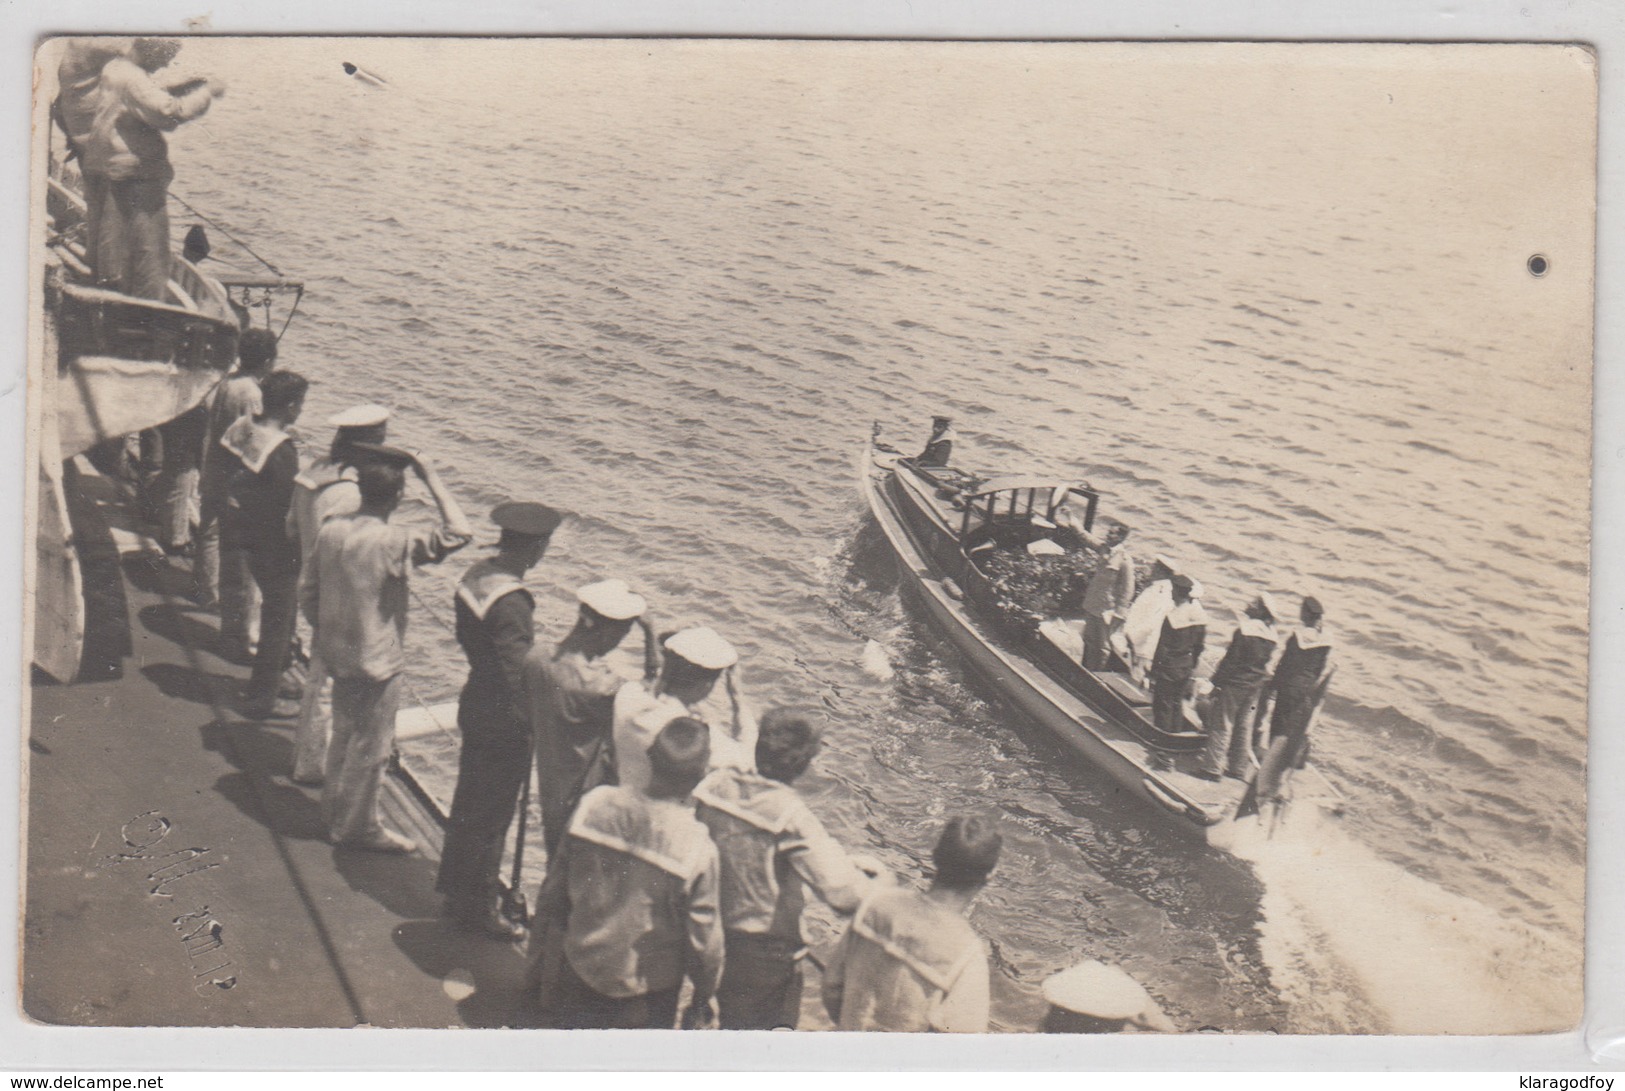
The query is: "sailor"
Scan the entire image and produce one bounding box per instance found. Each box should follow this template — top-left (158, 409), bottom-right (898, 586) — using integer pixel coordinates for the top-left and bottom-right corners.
top-left (1148, 574), bottom-right (1207, 734)
top-left (526, 578), bottom-right (657, 854)
top-left (822, 815), bottom-right (1001, 1033)
top-left (224, 371), bottom-right (310, 720)
top-left (53, 39), bottom-right (133, 276)
top-left (437, 500), bottom-right (562, 939)
top-left (78, 38), bottom-right (225, 300)
top-left (611, 626), bottom-right (758, 796)
top-left (544, 716), bottom-right (725, 1030)
top-left (1115, 555), bottom-right (1178, 681)
top-left (196, 328), bottom-right (277, 638)
top-left (694, 707), bottom-right (871, 1029)
top-left (1039, 960), bottom-right (1177, 1033)
top-left (1078, 523), bottom-right (1136, 672)
top-left (300, 450), bottom-right (472, 852)
top-left (1196, 592), bottom-right (1282, 781)
top-left (917, 415), bottom-right (956, 467)
top-left (1251, 596), bottom-right (1334, 806)
top-left (286, 404), bottom-right (391, 786)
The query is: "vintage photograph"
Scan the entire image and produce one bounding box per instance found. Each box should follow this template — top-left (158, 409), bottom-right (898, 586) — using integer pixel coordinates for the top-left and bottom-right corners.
top-left (21, 37), bottom-right (1594, 1036)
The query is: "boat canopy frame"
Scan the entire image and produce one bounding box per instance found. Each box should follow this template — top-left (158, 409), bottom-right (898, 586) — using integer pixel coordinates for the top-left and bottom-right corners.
top-left (956, 479), bottom-right (1099, 546)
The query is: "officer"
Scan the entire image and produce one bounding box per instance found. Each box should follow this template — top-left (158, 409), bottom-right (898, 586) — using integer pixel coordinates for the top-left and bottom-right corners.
top-left (437, 500), bottom-right (563, 940)
top-left (287, 404), bottom-right (391, 786)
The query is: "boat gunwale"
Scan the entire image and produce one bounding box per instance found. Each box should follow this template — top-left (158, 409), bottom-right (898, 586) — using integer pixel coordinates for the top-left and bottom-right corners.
top-left (857, 441), bottom-right (1223, 834)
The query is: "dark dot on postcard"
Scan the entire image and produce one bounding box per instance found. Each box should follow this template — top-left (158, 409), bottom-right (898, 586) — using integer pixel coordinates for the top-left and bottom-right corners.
top-left (1527, 254), bottom-right (1550, 277)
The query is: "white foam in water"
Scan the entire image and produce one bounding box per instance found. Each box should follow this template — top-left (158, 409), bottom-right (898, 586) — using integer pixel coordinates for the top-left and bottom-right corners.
top-left (1215, 802), bottom-right (1580, 1035)
top-left (860, 638), bottom-right (895, 682)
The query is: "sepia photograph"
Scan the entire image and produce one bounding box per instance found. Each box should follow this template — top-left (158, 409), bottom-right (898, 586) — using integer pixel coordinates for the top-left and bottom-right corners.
top-left (18, 34), bottom-right (1595, 1042)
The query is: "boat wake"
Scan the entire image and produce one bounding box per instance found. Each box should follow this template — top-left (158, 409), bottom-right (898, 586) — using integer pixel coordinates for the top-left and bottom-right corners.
top-left (1214, 804), bottom-right (1579, 1035)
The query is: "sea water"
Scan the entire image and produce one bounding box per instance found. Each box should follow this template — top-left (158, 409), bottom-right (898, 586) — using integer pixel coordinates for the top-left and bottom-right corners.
top-left (159, 39), bottom-right (1592, 1032)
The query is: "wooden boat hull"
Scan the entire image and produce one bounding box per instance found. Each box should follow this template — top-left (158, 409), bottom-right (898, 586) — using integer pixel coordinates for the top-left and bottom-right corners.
top-left (860, 443), bottom-right (1238, 837)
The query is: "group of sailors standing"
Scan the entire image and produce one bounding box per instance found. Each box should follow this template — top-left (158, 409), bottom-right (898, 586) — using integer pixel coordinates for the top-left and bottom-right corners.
top-left (169, 363), bottom-right (1169, 1034)
top-left (1074, 521), bottom-right (1335, 797)
top-left (925, 415), bottom-right (1335, 803)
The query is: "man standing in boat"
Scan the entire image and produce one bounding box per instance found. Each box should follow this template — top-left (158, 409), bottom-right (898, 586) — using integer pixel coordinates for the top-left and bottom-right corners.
top-left (821, 815), bottom-right (1001, 1033)
top-left (285, 405), bottom-right (392, 786)
top-left (1077, 523), bottom-right (1136, 672)
top-left (917, 415), bottom-right (956, 467)
top-left (527, 578), bottom-right (657, 854)
top-left (300, 450), bottom-right (472, 852)
top-left (1251, 596), bottom-right (1334, 806)
top-left (1196, 592), bottom-right (1282, 781)
top-left (223, 371), bottom-right (310, 720)
top-left (1116, 555), bottom-right (1178, 681)
top-left (437, 501), bottom-right (562, 939)
top-left (611, 626), bottom-right (758, 794)
top-left (79, 37), bottom-right (225, 300)
top-left (1148, 574), bottom-right (1207, 735)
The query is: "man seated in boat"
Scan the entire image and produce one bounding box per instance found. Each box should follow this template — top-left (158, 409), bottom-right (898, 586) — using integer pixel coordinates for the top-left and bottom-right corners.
top-left (917, 415), bottom-right (955, 467)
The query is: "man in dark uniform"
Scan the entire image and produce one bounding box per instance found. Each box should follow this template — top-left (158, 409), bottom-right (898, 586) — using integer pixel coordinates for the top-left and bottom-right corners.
top-left (1252, 596), bottom-right (1334, 806)
top-left (917, 415), bottom-right (956, 467)
top-left (1149, 573), bottom-right (1207, 734)
top-left (1196, 591), bottom-right (1281, 781)
top-left (225, 370), bottom-right (310, 720)
top-left (437, 500), bottom-right (563, 940)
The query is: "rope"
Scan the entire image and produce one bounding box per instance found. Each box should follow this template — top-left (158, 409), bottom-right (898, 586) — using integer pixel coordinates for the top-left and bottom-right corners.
top-left (167, 189), bottom-right (285, 277)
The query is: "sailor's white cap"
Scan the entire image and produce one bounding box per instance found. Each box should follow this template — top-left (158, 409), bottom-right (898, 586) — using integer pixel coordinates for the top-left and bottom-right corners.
top-left (1152, 554), bottom-right (1178, 573)
top-left (664, 626), bottom-right (738, 671)
top-left (577, 578), bottom-right (647, 621)
top-left (1041, 961), bottom-right (1154, 1020)
top-left (1254, 591), bottom-right (1283, 621)
top-left (327, 403), bottom-right (391, 429)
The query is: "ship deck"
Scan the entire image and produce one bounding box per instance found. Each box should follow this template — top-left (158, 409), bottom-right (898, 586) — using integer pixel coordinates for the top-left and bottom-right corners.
top-left (21, 462), bottom-right (531, 1029)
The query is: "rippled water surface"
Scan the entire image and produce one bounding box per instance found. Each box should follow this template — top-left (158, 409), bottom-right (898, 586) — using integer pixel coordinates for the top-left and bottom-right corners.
top-left (162, 39), bottom-right (1592, 1032)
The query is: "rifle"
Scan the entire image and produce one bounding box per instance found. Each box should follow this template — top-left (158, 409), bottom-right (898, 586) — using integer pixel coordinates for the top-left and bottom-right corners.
top-left (501, 767), bottom-right (532, 928)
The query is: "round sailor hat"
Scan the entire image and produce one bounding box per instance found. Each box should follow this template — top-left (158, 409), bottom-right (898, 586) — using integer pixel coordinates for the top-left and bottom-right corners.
top-left (1151, 554), bottom-right (1179, 573)
top-left (1254, 591), bottom-right (1283, 621)
top-left (1041, 961), bottom-right (1154, 1021)
top-left (578, 578), bottom-right (646, 621)
top-left (664, 626), bottom-right (738, 671)
top-left (491, 501), bottom-right (563, 540)
top-left (327, 404), bottom-right (391, 430)
top-left (347, 441), bottom-right (415, 466)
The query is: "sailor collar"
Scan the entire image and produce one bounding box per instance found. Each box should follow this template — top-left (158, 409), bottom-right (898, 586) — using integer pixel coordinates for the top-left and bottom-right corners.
top-left (1236, 616), bottom-right (1277, 641)
top-left (294, 457), bottom-right (357, 492)
top-left (1293, 625), bottom-right (1333, 650)
top-left (220, 417), bottom-right (290, 475)
top-left (1165, 600), bottom-right (1207, 629)
top-left (456, 558), bottom-right (531, 621)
